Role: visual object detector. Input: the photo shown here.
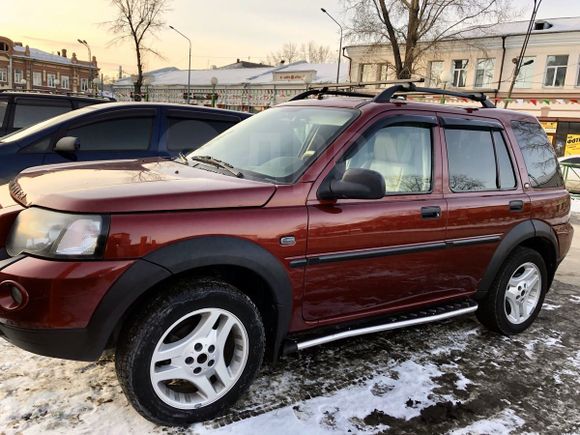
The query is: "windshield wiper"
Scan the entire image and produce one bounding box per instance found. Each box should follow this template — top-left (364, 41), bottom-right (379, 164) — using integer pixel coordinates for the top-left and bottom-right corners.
top-left (188, 155), bottom-right (243, 178)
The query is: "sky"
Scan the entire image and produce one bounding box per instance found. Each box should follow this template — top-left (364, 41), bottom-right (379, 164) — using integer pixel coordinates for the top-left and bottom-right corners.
top-left (0, 0), bottom-right (578, 79)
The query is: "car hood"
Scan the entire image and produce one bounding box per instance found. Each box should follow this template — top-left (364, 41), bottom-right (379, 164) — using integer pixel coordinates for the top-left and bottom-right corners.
top-left (10, 158), bottom-right (277, 213)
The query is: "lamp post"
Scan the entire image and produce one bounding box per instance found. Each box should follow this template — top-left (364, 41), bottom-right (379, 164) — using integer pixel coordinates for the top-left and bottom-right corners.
top-left (169, 25), bottom-right (192, 105)
top-left (77, 39), bottom-right (94, 95)
top-left (321, 8), bottom-right (343, 84)
top-left (210, 76), bottom-right (218, 107)
top-left (438, 71), bottom-right (451, 104)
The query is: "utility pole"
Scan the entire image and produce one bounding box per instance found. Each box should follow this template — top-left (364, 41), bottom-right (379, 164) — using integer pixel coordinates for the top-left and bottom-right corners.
top-left (504, 0), bottom-right (542, 108)
top-left (169, 25), bottom-right (192, 104)
top-left (321, 8), bottom-right (343, 84)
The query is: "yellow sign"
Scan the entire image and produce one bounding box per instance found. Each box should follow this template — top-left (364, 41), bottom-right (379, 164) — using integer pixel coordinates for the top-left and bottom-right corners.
top-left (565, 134), bottom-right (580, 156)
top-left (540, 121), bottom-right (558, 134)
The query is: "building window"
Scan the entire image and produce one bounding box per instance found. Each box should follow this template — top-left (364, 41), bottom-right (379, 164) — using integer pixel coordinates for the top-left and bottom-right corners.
top-left (32, 71), bottom-right (42, 86)
top-left (427, 61), bottom-right (444, 86)
top-left (544, 55), bottom-right (568, 87)
top-left (0, 42), bottom-right (8, 52)
top-left (452, 60), bottom-right (468, 87)
top-left (359, 64), bottom-right (378, 83)
top-left (514, 56), bottom-right (535, 88)
top-left (80, 78), bottom-right (89, 92)
top-left (61, 75), bottom-right (70, 89)
top-left (14, 69), bottom-right (23, 84)
top-left (47, 73), bottom-right (56, 88)
top-left (576, 57), bottom-right (580, 86)
top-left (0, 68), bottom-right (7, 83)
top-left (474, 58), bottom-right (495, 88)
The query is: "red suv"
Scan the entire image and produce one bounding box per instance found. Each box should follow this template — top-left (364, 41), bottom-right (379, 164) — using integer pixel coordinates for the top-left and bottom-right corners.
top-left (0, 84), bottom-right (573, 426)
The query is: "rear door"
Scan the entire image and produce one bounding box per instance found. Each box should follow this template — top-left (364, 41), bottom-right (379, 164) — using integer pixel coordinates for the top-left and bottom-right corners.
top-left (160, 108), bottom-right (242, 156)
top-left (302, 111), bottom-right (449, 322)
top-left (43, 108), bottom-right (162, 165)
top-left (441, 115), bottom-right (530, 294)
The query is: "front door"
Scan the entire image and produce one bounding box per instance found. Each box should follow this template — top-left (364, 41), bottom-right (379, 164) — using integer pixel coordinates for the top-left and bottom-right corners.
top-left (302, 113), bottom-right (449, 322)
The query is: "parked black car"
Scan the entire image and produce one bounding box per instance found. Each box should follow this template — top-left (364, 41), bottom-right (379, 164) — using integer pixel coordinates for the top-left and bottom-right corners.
top-left (0, 102), bottom-right (250, 184)
top-left (0, 91), bottom-right (114, 136)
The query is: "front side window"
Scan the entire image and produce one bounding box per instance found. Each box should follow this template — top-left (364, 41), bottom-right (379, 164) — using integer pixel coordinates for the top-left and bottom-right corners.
top-left (428, 61), bottom-right (444, 87)
top-left (511, 120), bottom-right (564, 188)
top-left (474, 58), bottom-right (495, 88)
top-left (32, 71), bottom-right (42, 86)
top-left (544, 55), bottom-right (568, 87)
top-left (190, 107), bottom-right (357, 183)
top-left (166, 118), bottom-right (235, 151)
top-left (515, 56), bottom-right (535, 88)
top-left (344, 124), bottom-right (432, 194)
top-left (13, 98), bottom-right (72, 129)
top-left (0, 100), bottom-right (7, 128)
top-left (66, 117), bottom-right (153, 151)
top-left (446, 128), bottom-right (516, 192)
top-left (452, 59), bottom-right (468, 87)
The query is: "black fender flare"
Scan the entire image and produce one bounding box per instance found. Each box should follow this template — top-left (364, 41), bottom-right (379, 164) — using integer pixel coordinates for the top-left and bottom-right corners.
top-left (475, 219), bottom-right (558, 299)
top-left (87, 236), bottom-right (293, 361)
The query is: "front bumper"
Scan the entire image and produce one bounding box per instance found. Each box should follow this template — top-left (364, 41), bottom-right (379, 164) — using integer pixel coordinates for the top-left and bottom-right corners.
top-left (0, 256), bottom-right (171, 361)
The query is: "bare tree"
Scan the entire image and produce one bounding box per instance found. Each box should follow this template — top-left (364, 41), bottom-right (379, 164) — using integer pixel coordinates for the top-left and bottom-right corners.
top-left (267, 41), bottom-right (332, 65)
top-left (300, 41), bottom-right (332, 63)
top-left (107, 0), bottom-right (170, 98)
top-left (345, 0), bottom-right (511, 79)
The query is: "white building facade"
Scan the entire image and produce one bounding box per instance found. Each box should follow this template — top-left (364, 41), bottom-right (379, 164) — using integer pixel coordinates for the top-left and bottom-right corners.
top-left (344, 17), bottom-right (580, 156)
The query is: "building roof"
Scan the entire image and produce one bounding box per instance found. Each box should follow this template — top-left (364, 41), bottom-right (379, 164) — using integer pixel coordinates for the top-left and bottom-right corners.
top-left (112, 61), bottom-right (349, 87)
top-left (11, 44), bottom-right (94, 69)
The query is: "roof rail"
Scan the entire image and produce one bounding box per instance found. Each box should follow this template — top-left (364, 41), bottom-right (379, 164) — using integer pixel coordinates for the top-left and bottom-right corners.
top-left (290, 87), bottom-right (376, 101)
top-left (0, 89), bottom-right (115, 101)
top-left (374, 82), bottom-right (495, 108)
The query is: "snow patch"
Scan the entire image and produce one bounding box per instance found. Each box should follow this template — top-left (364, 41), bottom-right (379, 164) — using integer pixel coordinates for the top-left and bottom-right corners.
top-left (448, 408), bottom-right (525, 435)
top-left (571, 197), bottom-right (580, 214)
top-left (542, 303), bottom-right (561, 311)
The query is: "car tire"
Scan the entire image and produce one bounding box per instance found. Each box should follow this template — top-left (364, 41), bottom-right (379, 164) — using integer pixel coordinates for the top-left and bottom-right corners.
top-left (476, 246), bottom-right (548, 335)
top-left (115, 278), bottom-right (265, 426)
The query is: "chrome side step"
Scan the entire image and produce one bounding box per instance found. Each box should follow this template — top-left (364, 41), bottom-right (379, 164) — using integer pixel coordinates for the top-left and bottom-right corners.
top-left (283, 301), bottom-right (478, 354)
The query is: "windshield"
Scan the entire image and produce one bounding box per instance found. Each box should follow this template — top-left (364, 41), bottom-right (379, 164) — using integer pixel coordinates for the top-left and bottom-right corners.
top-left (0, 106), bottom-right (96, 143)
top-left (188, 106), bottom-right (358, 183)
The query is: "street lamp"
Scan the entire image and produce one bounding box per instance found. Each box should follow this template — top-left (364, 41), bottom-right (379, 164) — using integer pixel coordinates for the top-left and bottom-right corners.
top-left (77, 39), bottom-right (94, 95)
top-left (210, 76), bottom-right (218, 107)
top-left (438, 71), bottom-right (451, 104)
top-left (169, 25), bottom-right (192, 105)
top-left (321, 8), bottom-right (343, 84)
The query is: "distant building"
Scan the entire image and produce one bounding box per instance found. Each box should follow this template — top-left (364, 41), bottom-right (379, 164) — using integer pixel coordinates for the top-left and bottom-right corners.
top-left (344, 16), bottom-right (580, 156)
top-left (0, 36), bottom-right (98, 94)
top-left (112, 61), bottom-right (347, 112)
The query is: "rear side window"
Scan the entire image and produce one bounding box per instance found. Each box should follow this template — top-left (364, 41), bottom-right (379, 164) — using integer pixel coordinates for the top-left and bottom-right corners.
top-left (66, 117), bottom-right (153, 151)
top-left (511, 121), bottom-right (564, 188)
top-left (446, 128), bottom-right (517, 192)
top-left (13, 98), bottom-right (72, 129)
top-left (166, 117), bottom-right (235, 152)
top-left (0, 99), bottom-right (7, 128)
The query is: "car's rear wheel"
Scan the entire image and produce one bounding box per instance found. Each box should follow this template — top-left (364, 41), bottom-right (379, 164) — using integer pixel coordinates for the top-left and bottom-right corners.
top-left (115, 278), bottom-right (265, 426)
top-left (476, 246), bottom-right (547, 334)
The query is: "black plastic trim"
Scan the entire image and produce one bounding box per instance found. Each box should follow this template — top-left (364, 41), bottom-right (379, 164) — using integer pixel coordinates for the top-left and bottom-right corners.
top-left (290, 235), bottom-right (501, 268)
top-left (474, 219), bottom-right (557, 299)
top-left (440, 116), bottom-right (503, 130)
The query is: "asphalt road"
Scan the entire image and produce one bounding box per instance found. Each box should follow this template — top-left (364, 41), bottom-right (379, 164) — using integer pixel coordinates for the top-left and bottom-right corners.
top-left (1, 220), bottom-right (579, 434)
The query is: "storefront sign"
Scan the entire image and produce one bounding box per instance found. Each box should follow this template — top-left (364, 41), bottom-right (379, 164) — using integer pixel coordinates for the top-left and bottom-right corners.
top-left (565, 134), bottom-right (580, 156)
top-left (540, 121), bottom-right (558, 134)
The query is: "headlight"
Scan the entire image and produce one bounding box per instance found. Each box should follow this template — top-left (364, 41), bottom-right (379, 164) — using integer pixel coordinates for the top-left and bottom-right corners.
top-left (6, 208), bottom-right (108, 259)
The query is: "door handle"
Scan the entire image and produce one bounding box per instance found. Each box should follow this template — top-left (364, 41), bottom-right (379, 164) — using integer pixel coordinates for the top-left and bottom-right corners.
top-left (509, 200), bottom-right (524, 212)
top-left (421, 206), bottom-right (441, 219)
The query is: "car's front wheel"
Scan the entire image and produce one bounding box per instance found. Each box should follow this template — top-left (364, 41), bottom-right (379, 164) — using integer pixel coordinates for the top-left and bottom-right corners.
top-left (115, 278), bottom-right (265, 426)
top-left (476, 246), bottom-right (547, 334)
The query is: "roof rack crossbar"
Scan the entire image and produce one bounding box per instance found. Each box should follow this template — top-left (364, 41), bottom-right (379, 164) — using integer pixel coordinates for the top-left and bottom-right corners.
top-left (290, 87), bottom-right (376, 101)
top-left (373, 82), bottom-right (495, 108)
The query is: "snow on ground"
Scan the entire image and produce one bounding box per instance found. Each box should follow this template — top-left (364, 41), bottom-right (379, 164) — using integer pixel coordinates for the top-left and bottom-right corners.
top-left (447, 409), bottom-right (525, 435)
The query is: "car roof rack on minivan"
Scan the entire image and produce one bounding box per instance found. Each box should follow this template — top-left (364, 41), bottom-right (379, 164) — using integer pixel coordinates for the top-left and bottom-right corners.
top-left (373, 82), bottom-right (496, 108)
top-left (290, 82), bottom-right (495, 108)
top-left (0, 89), bottom-right (115, 101)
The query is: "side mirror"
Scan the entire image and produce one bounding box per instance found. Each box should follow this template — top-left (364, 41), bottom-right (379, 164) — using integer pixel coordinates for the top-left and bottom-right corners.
top-left (54, 136), bottom-right (80, 154)
top-left (318, 168), bottom-right (385, 200)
